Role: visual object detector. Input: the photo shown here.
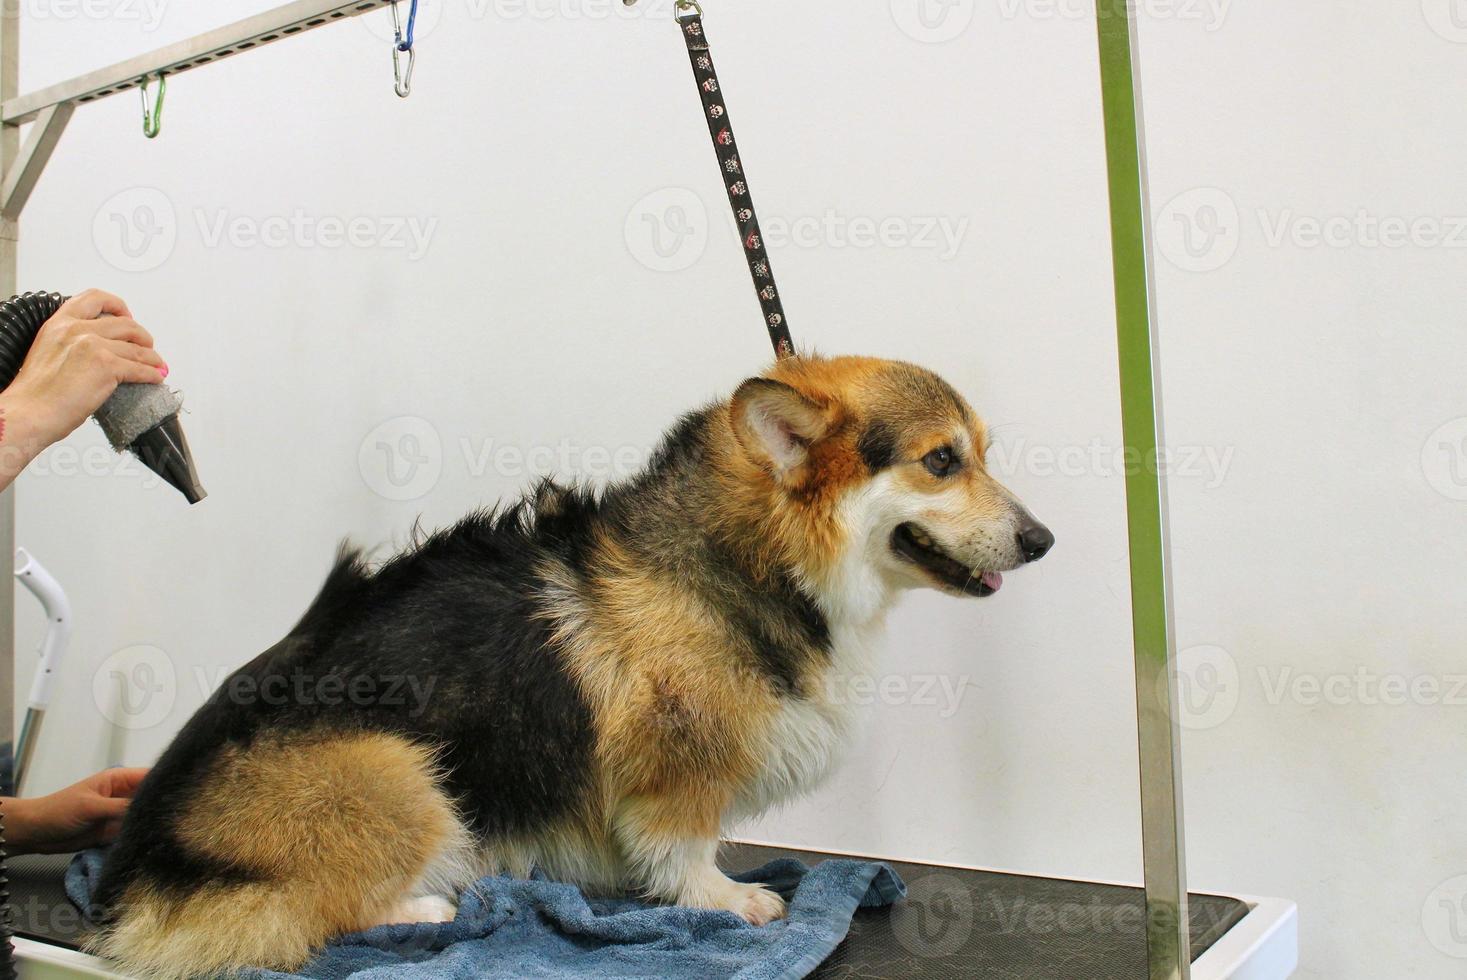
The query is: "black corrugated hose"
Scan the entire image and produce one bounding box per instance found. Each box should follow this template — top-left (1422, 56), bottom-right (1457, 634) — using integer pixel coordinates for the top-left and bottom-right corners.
top-left (1, 801), bottom-right (13, 980)
top-left (0, 291), bottom-right (66, 389)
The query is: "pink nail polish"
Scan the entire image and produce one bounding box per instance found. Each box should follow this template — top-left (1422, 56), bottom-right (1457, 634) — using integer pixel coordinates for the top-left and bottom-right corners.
top-left (159, 363), bottom-right (170, 379)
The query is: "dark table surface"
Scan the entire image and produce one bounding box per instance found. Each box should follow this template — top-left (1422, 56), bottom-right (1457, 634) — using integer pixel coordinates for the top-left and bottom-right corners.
top-left (722, 842), bottom-right (1248, 980)
top-left (8, 844), bottom-right (1248, 979)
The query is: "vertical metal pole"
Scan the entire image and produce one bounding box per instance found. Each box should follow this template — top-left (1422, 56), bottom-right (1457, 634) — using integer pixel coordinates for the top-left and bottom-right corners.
top-left (1093, 3), bottom-right (1190, 978)
top-left (0, 0), bottom-right (18, 768)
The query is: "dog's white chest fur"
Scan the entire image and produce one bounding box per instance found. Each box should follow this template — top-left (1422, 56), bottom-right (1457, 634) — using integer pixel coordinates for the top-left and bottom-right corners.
top-left (729, 486), bottom-right (901, 826)
top-left (731, 619), bottom-right (883, 823)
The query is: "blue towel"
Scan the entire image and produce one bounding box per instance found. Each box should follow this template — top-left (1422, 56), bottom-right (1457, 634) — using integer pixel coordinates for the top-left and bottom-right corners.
top-left (68, 849), bottom-right (904, 979)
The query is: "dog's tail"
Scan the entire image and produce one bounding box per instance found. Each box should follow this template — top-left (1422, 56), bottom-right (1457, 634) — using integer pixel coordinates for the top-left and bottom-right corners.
top-left (87, 878), bottom-right (345, 980)
top-left (84, 732), bottom-right (466, 979)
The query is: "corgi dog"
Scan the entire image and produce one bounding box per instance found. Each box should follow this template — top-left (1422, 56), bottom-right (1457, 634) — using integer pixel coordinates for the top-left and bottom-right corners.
top-left (87, 354), bottom-right (1053, 978)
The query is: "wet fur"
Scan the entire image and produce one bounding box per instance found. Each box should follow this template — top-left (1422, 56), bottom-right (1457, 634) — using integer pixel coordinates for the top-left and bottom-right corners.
top-left (87, 355), bottom-right (1048, 977)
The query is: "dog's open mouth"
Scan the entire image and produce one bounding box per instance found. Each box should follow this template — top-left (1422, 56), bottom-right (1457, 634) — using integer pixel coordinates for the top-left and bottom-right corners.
top-left (891, 522), bottom-right (1003, 597)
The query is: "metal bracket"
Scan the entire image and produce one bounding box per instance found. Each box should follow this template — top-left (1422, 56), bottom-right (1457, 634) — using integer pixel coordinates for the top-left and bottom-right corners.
top-left (0, 102), bottom-right (73, 221)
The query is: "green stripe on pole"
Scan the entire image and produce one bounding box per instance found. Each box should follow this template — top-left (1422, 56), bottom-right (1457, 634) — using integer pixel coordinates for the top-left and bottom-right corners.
top-left (1094, 3), bottom-right (1192, 978)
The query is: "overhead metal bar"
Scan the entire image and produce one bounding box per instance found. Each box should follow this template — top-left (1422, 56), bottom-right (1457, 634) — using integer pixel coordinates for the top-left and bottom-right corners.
top-left (1, 0), bottom-right (394, 127)
top-left (1093, 2), bottom-right (1191, 979)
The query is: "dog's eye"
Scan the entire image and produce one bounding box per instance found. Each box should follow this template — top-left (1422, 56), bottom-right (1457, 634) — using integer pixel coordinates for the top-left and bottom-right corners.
top-left (923, 447), bottom-right (956, 477)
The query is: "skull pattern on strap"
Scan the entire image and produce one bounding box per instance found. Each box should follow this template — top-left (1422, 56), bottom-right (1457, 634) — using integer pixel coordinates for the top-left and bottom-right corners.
top-left (678, 12), bottom-right (795, 360)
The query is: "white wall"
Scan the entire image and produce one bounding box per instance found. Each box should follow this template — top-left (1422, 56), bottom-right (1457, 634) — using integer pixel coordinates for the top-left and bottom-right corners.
top-left (9, 2), bottom-right (1463, 977)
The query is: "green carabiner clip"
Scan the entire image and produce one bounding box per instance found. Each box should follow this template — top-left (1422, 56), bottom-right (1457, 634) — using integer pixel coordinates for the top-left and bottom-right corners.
top-left (140, 73), bottom-right (165, 139)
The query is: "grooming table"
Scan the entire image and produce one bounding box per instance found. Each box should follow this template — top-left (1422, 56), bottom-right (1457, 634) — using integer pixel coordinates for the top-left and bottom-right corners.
top-left (5, 845), bottom-right (1296, 978)
top-left (724, 843), bottom-right (1297, 979)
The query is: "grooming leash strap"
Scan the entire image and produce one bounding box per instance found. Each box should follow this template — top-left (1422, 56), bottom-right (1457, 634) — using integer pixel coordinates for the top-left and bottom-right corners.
top-left (676, 4), bottom-right (795, 360)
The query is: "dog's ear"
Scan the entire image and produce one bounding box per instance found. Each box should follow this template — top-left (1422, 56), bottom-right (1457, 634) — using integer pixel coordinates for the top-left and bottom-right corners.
top-left (729, 378), bottom-right (833, 480)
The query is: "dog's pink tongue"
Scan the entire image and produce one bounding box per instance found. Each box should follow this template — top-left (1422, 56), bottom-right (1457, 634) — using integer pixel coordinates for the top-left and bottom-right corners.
top-left (981, 571), bottom-right (1004, 592)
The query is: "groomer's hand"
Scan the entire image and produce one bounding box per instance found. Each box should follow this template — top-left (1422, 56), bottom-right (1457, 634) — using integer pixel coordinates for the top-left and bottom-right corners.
top-left (1, 767), bottom-right (150, 855)
top-left (0, 290), bottom-right (167, 487)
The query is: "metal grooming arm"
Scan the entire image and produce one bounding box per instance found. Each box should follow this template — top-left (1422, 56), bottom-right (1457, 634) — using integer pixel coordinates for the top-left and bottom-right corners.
top-left (0, 4), bottom-right (1198, 979)
top-left (0, 0), bottom-right (399, 786)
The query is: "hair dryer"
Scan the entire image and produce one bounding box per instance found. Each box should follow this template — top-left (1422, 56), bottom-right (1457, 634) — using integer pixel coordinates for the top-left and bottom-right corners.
top-left (0, 291), bottom-right (204, 503)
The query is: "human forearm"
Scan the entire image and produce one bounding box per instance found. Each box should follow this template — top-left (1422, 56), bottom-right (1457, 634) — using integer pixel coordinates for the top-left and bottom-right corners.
top-left (1, 768), bottom-right (149, 855)
top-left (0, 391), bottom-right (59, 493)
top-left (2, 795), bottom-right (43, 855)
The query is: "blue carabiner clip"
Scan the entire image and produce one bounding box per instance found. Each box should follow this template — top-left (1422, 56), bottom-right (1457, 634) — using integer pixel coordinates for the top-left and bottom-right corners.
top-left (390, 0), bottom-right (419, 98)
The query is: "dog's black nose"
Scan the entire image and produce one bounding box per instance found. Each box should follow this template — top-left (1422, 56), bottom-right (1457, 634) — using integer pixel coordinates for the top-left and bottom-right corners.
top-left (1018, 522), bottom-right (1055, 563)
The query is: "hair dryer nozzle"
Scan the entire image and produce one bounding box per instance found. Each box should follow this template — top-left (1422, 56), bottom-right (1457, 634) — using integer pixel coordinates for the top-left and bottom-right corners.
top-left (130, 414), bottom-right (206, 504)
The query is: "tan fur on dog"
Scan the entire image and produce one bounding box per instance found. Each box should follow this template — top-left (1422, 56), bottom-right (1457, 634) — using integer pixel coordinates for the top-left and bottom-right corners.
top-left (87, 733), bottom-right (464, 979)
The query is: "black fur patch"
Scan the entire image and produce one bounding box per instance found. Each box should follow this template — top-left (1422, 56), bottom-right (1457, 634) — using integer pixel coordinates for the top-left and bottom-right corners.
top-left (857, 421), bottom-right (899, 473)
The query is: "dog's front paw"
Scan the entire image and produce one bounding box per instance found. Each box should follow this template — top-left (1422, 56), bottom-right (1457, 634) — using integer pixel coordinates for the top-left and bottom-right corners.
top-left (721, 881), bottom-right (787, 926)
top-left (383, 895), bottom-right (458, 925)
top-left (680, 876), bottom-right (787, 925)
